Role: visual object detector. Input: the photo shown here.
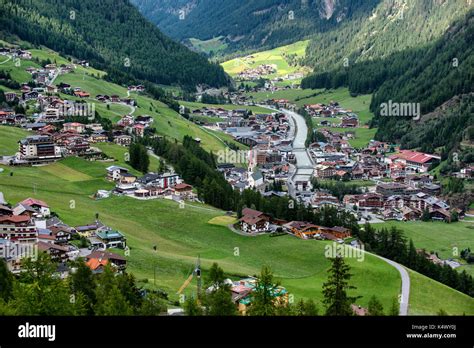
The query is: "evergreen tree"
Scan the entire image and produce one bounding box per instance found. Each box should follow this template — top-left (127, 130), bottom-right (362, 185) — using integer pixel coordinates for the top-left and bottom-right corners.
top-left (248, 265), bottom-right (279, 316)
top-left (322, 256), bottom-right (358, 316)
top-left (204, 286), bottom-right (237, 316)
top-left (0, 259), bottom-right (13, 301)
top-left (367, 295), bottom-right (384, 316)
top-left (10, 254), bottom-right (86, 315)
top-left (70, 260), bottom-right (97, 314)
top-left (437, 309), bottom-right (448, 316)
top-left (94, 266), bottom-right (133, 316)
top-left (294, 299), bottom-right (319, 316)
top-left (183, 296), bottom-right (203, 316)
top-left (139, 292), bottom-right (167, 315)
top-left (388, 297), bottom-right (400, 316)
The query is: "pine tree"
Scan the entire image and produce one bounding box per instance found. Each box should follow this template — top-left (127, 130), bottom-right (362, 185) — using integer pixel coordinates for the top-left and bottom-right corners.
top-left (388, 297), bottom-right (400, 316)
top-left (139, 292), bottom-right (167, 315)
top-left (367, 295), bottom-right (384, 316)
top-left (204, 287), bottom-right (237, 316)
top-left (94, 266), bottom-right (133, 316)
top-left (183, 296), bottom-right (203, 316)
top-left (0, 259), bottom-right (13, 301)
top-left (248, 265), bottom-right (279, 316)
top-left (322, 256), bottom-right (358, 316)
top-left (70, 261), bottom-right (97, 314)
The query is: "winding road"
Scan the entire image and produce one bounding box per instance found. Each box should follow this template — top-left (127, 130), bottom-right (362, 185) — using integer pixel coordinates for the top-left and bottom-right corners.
top-left (370, 252), bottom-right (410, 315)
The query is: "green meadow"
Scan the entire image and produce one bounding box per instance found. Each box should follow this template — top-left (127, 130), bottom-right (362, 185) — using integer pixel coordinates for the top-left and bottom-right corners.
top-left (221, 40), bottom-right (311, 80)
top-left (188, 37), bottom-right (228, 55)
top-left (1, 127), bottom-right (473, 314)
top-left (1, 42), bottom-right (239, 153)
top-left (382, 221), bottom-right (474, 277)
top-left (180, 101), bottom-right (273, 114)
top-left (246, 87), bottom-right (376, 148)
top-left (407, 269), bottom-right (474, 315)
top-left (0, 126), bottom-right (31, 156)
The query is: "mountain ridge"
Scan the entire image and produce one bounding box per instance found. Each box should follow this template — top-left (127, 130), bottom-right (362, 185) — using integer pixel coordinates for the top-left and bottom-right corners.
top-left (131, 0), bottom-right (380, 55)
top-left (0, 0), bottom-right (229, 88)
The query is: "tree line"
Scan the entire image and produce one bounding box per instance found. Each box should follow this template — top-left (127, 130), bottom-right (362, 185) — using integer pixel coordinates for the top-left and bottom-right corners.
top-left (184, 258), bottom-right (399, 317)
top-left (0, 254), bottom-right (167, 316)
top-left (143, 135), bottom-right (473, 298)
top-left (301, 10), bottom-right (474, 145)
top-left (0, 248), bottom-right (401, 316)
top-left (357, 224), bottom-right (474, 297)
top-left (0, 0), bottom-right (229, 88)
top-left (144, 135), bottom-right (360, 233)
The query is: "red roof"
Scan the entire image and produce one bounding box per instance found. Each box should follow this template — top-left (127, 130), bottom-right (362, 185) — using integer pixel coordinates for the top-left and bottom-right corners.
top-left (74, 91), bottom-right (90, 97)
top-left (174, 183), bottom-right (192, 191)
top-left (86, 258), bottom-right (108, 271)
top-left (63, 122), bottom-right (84, 127)
top-left (0, 215), bottom-right (31, 223)
top-left (21, 198), bottom-right (49, 208)
top-left (392, 150), bottom-right (438, 164)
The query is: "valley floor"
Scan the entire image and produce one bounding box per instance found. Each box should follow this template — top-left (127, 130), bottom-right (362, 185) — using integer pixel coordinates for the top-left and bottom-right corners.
top-left (0, 135), bottom-right (472, 314)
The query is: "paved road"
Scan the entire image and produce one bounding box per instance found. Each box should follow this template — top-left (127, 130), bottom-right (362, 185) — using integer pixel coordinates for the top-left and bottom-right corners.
top-left (0, 55), bottom-right (12, 65)
top-left (367, 251), bottom-right (410, 315)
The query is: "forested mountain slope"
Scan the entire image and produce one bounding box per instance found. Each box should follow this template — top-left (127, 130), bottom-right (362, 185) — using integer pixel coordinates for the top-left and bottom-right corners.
top-left (304, 0), bottom-right (472, 72)
top-left (302, 9), bottom-right (474, 145)
top-left (0, 0), bottom-right (229, 87)
top-left (131, 0), bottom-right (380, 54)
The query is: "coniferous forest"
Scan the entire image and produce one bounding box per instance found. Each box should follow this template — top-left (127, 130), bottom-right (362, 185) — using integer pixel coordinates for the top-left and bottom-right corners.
top-left (0, 0), bottom-right (230, 88)
top-left (302, 10), bottom-right (474, 144)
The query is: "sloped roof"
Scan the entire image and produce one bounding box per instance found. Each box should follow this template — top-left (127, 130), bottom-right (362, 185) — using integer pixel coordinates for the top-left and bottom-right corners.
top-left (20, 197), bottom-right (49, 208)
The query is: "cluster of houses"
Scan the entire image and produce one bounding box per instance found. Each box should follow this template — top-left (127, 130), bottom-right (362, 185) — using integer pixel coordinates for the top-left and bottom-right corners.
top-left (344, 183), bottom-right (460, 222)
top-left (190, 107), bottom-right (250, 123)
top-left (2, 103), bottom-right (158, 165)
top-left (5, 121), bottom-right (130, 165)
top-left (238, 207), bottom-right (352, 241)
top-left (103, 165), bottom-right (196, 203)
top-left (95, 93), bottom-right (135, 106)
top-left (213, 112), bottom-right (293, 192)
top-left (0, 192), bottom-right (127, 275)
top-left (0, 47), bottom-right (32, 60)
top-left (237, 64), bottom-right (277, 80)
top-left (207, 276), bottom-right (288, 315)
top-left (304, 102), bottom-right (359, 128)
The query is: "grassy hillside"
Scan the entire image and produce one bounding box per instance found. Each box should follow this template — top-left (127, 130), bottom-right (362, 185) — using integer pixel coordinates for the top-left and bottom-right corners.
top-left (0, 43), bottom-right (240, 153)
top-left (187, 37), bottom-right (228, 56)
top-left (221, 40), bottom-right (311, 81)
top-left (179, 101), bottom-right (273, 114)
top-left (0, 126), bottom-right (31, 156)
top-left (246, 87), bottom-right (376, 148)
top-left (0, 155), bottom-right (398, 309)
top-left (0, 0), bottom-right (228, 87)
top-left (382, 221), bottom-right (473, 260)
top-left (407, 269), bottom-right (474, 315)
top-left (0, 127), bottom-right (472, 313)
top-left (382, 221), bottom-right (474, 277)
top-left (0, 127), bottom-right (399, 309)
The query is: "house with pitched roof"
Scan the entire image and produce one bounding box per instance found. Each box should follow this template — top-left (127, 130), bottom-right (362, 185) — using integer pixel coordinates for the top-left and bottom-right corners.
top-left (85, 250), bottom-right (127, 273)
top-left (91, 229), bottom-right (126, 250)
top-left (239, 208), bottom-right (271, 233)
top-left (19, 197), bottom-right (50, 216)
top-left (387, 150), bottom-right (440, 173)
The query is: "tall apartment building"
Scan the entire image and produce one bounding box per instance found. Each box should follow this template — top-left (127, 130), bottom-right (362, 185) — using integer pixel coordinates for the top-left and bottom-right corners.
top-left (18, 135), bottom-right (62, 164)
